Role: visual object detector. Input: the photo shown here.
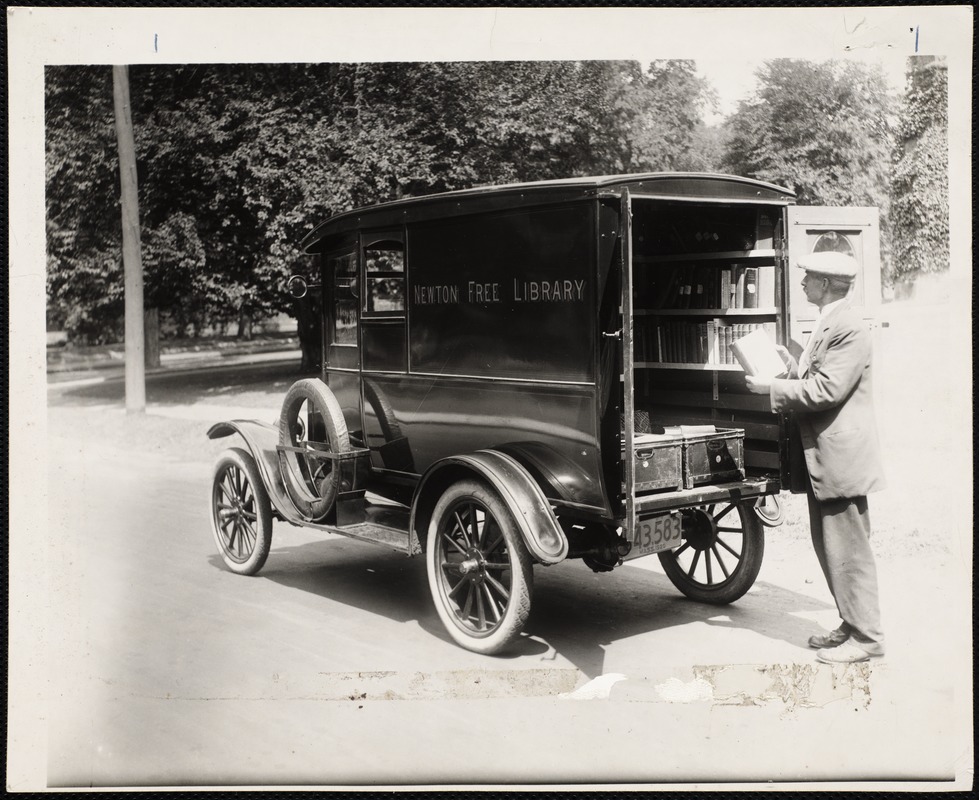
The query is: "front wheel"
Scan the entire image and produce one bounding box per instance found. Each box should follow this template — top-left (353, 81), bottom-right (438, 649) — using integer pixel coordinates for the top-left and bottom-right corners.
top-left (210, 447), bottom-right (273, 575)
top-left (657, 500), bottom-right (764, 604)
top-left (426, 480), bottom-right (533, 655)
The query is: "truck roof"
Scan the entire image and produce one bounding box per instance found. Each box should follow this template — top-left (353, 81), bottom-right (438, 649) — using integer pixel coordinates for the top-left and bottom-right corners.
top-left (302, 172), bottom-right (796, 253)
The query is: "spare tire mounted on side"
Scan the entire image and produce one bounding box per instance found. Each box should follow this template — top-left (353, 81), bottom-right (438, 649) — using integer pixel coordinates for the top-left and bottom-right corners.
top-left (277, 378), bottom-right (351, 522)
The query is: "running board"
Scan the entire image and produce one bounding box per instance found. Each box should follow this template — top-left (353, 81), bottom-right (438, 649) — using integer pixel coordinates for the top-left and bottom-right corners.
top-left (292, 502), bottom-right (415, 555)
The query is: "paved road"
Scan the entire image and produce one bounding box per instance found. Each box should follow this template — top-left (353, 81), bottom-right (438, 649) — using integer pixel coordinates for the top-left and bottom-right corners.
top-left (34, 429), bottom-right (968, 790)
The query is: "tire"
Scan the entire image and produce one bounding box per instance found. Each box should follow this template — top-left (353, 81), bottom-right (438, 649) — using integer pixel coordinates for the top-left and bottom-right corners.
top-left (657, 501), bottom-right (764, 604)
top-left (277, 378), bottom-right (350, 521)
top-left (426, 479), bottom-right (533, 655)
top-left (210, 447), bottom-right (273, 575)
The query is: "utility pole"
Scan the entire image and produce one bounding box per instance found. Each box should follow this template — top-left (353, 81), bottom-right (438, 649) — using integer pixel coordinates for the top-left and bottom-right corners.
top-left (112, 65), bottom-right (146, 413)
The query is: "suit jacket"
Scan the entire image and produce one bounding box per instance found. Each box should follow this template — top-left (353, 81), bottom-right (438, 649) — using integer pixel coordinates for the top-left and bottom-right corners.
top-left (770, 300), bottom-right (886, 501)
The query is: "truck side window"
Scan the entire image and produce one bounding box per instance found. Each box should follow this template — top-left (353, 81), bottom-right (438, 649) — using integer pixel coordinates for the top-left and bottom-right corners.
top-left (329, 250), bottom-right (359, 345)
top-left (364, 237), bottom-right (405, 316)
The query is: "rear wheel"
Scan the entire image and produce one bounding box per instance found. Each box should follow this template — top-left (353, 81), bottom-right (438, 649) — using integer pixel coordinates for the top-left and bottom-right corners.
top-left (657, 501), bottom-right (763, 604)
top-left (426, 480), bottom-right (533, 655)
top-left (210, 448), bottom-right (273, 575)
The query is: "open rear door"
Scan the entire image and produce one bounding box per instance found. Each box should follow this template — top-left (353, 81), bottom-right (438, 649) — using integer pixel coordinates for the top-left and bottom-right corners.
top-left (785, 206), bottom-right (882, 353)
top-left (620, 187), bottom-right (637, 537)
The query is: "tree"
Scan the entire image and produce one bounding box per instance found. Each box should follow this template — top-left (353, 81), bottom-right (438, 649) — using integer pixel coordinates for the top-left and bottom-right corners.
top-left (684, 122), bottom-right (728, 172)
top-left (46, 66), bottom-right (125, 343)
top-left (48, 60), bottom-right (714, 362)
top-left (619, 60), bottom-right (718, 172)
top-left (722, 60), bottom-right (893, 207)
top-left (112, 65), bottom-right (147, 410)
top-left (889, 56), bottom-right (948, 284)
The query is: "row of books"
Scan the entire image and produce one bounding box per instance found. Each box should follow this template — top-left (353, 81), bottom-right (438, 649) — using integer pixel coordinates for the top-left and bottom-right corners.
top-left (635, 320), bottom-right (777, 367)
top-left (638, 263), bottom-right (776, 310)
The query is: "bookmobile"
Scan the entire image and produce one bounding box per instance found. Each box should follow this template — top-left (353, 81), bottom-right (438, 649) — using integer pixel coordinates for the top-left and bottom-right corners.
top-left (207, 173), bottom-right (881, 654)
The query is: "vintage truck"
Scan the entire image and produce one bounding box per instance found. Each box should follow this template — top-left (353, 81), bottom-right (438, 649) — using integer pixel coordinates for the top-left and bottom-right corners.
top-left (207, 172), bottom-right (881, 654)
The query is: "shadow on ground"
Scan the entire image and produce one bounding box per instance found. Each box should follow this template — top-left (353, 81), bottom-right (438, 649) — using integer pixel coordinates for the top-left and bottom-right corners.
top-left (228, 536), bottom-right (834, 679)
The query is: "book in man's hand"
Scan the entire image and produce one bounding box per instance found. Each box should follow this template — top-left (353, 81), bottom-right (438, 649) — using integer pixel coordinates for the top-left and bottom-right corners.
top-left (730, 328), bottom-right (787, 379)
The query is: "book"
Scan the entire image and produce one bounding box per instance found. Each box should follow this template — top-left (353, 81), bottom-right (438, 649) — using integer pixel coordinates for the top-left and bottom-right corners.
top-left (692, 266), bottom-right (706, 309)
top-left (634, 432), bottom-right (679, 445)
top-left (664, 424), bottom-right (717, 438)
top-left (651, 266), bottom-right (679, 309)
top-left (730, 327), bottom-right (787, 379)
top-left (742, 266), bottom-right (759, 308)
top-left (680, 266), bottom-right (694, 308)
top-left (697, 322), bottom-right (709, 363)
top-left (720, 324), bottom-right (732, 364)
top-left (755, 211), bottom-right (774, 250)
top-left (720, 268), bottom-right (732, 310)
top-left (757, 264), bottom-right (776, 308)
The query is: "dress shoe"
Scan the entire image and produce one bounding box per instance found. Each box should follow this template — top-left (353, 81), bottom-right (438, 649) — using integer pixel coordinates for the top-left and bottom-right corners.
top-left (807, 627), bottom-right (849, 649)
top-left (816, 640), bottom-right (884, 664)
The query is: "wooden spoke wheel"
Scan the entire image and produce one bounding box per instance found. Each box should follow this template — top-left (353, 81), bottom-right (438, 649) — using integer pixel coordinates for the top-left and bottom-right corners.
top-left (657, 500), bottom-right (764, 604)
top-left (426, 480), bottom-right (533, 654)
top-left (210, 448), bottom-right (273, 575)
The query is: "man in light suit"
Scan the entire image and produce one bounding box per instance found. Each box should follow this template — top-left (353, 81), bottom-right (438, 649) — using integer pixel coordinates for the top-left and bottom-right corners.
top-left (746, 251), bottom-right (886, 664)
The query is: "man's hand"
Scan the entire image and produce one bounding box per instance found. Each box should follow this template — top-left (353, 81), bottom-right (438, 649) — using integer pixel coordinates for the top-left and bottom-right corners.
top-left (774, 344), bottom-right (796, 375)
top-left (745, 375), bottom-right (772, 394)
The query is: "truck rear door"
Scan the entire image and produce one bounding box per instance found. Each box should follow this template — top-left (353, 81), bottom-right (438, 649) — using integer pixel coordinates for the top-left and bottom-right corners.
top-left (784, 206), bottom-right (882, 351)
top-left (781, 205), bottom-right (883, 491)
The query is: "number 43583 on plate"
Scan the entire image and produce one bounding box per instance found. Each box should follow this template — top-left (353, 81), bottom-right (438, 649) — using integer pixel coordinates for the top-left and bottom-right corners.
top-left (625, 512), bottom-right (683, 560)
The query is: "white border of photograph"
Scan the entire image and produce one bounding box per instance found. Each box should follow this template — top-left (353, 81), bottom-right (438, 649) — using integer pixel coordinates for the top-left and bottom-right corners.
top-left (8, 5), bottom-right (973, 792)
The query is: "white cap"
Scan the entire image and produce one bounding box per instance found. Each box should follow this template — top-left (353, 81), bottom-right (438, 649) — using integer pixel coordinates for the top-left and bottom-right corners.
top-left (796, 251), bottom-right (859, 281)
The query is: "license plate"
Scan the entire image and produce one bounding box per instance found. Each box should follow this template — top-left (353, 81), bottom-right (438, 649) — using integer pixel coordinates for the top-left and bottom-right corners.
top-left (624, 512), bottom-right (683, 560)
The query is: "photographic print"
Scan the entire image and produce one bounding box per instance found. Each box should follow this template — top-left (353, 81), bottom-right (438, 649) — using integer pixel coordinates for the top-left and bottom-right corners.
top-left (7, 6), bottom-right (973, 792)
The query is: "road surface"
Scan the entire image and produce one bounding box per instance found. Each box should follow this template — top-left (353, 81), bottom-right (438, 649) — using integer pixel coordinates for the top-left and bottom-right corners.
top-left (33, 423), bottom-right (967, 789)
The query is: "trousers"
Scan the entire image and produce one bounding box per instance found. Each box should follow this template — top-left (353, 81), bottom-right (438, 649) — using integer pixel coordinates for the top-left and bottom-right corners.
top-left (805, 478), bottom-right (885, 650)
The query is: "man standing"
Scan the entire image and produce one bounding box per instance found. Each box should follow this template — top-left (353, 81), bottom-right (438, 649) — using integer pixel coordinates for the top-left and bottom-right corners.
top-left (746, 251), bottom-right (886, 664)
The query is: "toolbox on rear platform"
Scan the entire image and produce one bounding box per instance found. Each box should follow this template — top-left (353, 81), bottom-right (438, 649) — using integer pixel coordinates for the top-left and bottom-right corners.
top-left (669, 426), bottom-right (745, 489)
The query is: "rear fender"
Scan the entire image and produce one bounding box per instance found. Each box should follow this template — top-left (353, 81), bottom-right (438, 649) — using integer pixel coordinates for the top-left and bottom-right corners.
top-left (410, 450), bottom-right (568, 565)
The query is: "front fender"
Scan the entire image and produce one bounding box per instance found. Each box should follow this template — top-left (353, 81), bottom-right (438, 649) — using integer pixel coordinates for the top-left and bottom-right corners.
top-left (411, 450), bottom-right (569, 565)
top-left (206, 420), bottom-right (299, 521)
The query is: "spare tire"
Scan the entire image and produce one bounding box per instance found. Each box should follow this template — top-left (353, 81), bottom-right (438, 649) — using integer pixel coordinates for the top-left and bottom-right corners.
top-left (277, 378), bottom-right (350, 521)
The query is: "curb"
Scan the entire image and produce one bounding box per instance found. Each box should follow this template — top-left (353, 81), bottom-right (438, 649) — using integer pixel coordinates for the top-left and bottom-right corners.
top-left (47, 349), bottom-right (304, 387)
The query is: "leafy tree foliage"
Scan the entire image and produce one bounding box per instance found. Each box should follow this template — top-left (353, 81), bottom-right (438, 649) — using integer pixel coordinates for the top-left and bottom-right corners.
top-left (45, 60), bottom-right (718, 350)
top-left (889, 56), bottom-right (948, 281)
top-left (46, 67), bottom-right (124, 342)
top-left (722, 60), bottom-right (893, 207)
top-left (619, 60), bottom-right (719, 172)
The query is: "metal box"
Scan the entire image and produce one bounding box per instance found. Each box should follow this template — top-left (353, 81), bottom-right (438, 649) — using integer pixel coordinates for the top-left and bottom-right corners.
top-left (680, 428), bottom-right (745, 489)
top-left (626, 435), bottom-right (683, 493)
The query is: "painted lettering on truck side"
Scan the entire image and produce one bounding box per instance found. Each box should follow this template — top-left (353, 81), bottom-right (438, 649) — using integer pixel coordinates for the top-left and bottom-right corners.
top-left (412, 280), bottom-right (587, 306)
